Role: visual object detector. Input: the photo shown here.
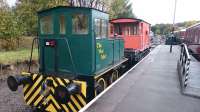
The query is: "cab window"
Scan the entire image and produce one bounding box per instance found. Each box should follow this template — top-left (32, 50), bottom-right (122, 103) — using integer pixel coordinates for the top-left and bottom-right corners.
top-left (114, 24), bottom-right (122, 35)
top-left (40, 15), bottom-right (53, 34)
top-left (59, 15), bottom-right (66, 34)
top-left (101, 19), bottom-right (108, 38)
top-left (95, 19), bottom-right (108, 39)
top-left (72, 14), bottom-right (88, 34)
top-left (95, 19), bottom-right (101, 39)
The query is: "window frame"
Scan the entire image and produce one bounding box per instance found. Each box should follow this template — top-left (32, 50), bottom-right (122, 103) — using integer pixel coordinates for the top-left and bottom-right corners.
top-left (72, 13), bottom-right (89, 35)
top-left (95, 18), bottom-right (101, 39)
top-left (101, 19), bottom-right (108, 38)
top-left (40, 15), bottom-right (54, 35)
top-left (59, 14), bottom-right (66, 35)
top-left (95, 18), bottom-right (108, 39)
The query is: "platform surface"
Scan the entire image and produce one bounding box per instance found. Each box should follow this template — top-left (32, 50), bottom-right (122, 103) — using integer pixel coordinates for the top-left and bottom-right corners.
top-left (85, 45), bottom-right (200, 112)
top-left (183, 60), bottom-right (200, 97)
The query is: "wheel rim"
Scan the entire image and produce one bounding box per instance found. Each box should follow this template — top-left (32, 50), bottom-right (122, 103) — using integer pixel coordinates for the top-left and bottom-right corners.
top-left (110, 70), bottom-right (118, 84)
top-left (96, 78), bottom-right (106, 95)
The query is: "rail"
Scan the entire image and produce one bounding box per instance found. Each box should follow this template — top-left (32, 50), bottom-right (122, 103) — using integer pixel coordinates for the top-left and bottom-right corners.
top-left (177, 43), bottom-right (191, 88)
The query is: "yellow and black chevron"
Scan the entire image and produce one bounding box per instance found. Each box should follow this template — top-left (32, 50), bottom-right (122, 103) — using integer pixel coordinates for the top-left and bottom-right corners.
top-left (22, 73), bottom-right (87, 112)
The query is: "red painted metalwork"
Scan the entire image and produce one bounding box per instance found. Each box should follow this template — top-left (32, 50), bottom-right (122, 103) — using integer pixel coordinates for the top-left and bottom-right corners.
top-left (109, 18), bottom-right (151, 52)
top-left (176, 23), bottom-right (200, 60)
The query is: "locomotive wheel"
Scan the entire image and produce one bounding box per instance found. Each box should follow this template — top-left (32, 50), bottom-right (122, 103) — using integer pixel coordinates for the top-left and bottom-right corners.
top-left (96, 78), bottom-right (106, 95)
top-left (109, 70), bottom-right (118, 84)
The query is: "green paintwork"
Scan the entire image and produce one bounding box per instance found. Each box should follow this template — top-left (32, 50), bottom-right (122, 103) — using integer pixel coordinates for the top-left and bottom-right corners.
top-left (38, 6), bottom-right (124, 77)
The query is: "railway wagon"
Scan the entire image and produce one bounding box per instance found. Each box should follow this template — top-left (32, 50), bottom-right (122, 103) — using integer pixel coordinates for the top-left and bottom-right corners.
top-left (109, 18), bottom-right (151, 63)
top-left (185, 23), bottom-right (200, 44)
top-left (184, 23), bottom-right (200, 60)
top-left (7, 6), bottom-right (127, 112)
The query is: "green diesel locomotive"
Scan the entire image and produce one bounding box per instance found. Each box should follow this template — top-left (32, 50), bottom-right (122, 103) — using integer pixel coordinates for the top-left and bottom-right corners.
top-left (7, 6), bottom-right (127, 112)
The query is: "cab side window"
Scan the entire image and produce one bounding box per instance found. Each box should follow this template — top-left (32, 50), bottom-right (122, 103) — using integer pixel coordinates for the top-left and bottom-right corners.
top-left (95, 19), bottom-right (101, 39)
top-left (59, 15), bottom-right (66, 34)
top-left (101, 19), bottom-right (108, 38)
top-left (72, 14), bottom-right (88, 34)
top-left (95, 19), bottom-right (108, 39)
top-left (40, 15), bottom-right (53, 34)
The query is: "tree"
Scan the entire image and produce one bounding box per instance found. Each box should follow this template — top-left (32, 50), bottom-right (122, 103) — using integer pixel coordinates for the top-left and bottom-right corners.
top-left (109, 0), bottom-right (135, 19)
top-left (152, 21), bottom-right (200, 35)
top-left (11, 0), bottom-right (135, 37)
top-left (14, 0), bottom-right (69, 36)
top-left (0, 0), bottom-right (23, 50)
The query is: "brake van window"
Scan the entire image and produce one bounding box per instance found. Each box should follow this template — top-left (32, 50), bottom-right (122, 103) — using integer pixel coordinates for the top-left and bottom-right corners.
top-left (40, 15), bottom-right (53, 34)
top-left (72, 14), bottom-right (88, 34)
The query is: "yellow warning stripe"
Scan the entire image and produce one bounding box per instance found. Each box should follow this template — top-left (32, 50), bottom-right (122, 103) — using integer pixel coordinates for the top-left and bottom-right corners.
top-left (27, 86), bottom-right (41, 105)
top-left (34, 95), bottom-right (44, 106)
top-left (23, 73), bottom-right (87, 112)
top-left (32, 74), bottom-right (37, 80)
top-left (71, 96), bottom-right (82, 110)
top-left (61, 104), bottom-right (69, 112)
top-left (23, 85), bottom-right (29, 93)
top-left (42, 95), bottom-right (60, 110)
top-left (49, 77), bottom-right (58, 87)
top-left (24, 75), bottom-right (43, 100)
top-left (23, 74), bottom-right (38, 93)
top-left (64, 79), bottom-right (69, 83)
top-left (81, 82), bottom-right (87, 97)
top-left (56, 78), bottom-right (65, 86)
top-left (68, 102), bottom-right (77, 112)
top-left (46, 104), bottom-right (57, 112)
top-left (76, 95), bottom-right (86, 105)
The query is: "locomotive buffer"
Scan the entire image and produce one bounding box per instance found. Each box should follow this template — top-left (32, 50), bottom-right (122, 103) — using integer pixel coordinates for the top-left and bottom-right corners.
top-left (82, 45), bottom-right (200, 112)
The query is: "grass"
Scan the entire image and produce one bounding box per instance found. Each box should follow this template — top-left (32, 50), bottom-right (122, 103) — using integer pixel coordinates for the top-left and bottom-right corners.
top-left (0, 48), bottom-right (38, 64)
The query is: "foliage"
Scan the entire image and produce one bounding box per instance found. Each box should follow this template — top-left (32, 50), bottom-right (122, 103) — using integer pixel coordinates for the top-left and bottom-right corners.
top-left (109, 0), bottom-right (135, 19)
top-left (13, 0), bottom-right (135, 36)
top-left (0, 0), bottom-right (134, 51)
top-left (14, 0), bottom-right (69, 36)
top-left (151, 20), bottom-right (200, 35)
top-left (151, 24), bottom-right (172, 35)
top-left (0, 0), bottom-right (23, 50)
top-left (175, 20), bottom-right (200, 29)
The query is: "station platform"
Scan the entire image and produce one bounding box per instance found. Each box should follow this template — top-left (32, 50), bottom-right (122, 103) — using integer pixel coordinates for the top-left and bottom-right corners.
top-left (84, 45), bottom-right (200, 112)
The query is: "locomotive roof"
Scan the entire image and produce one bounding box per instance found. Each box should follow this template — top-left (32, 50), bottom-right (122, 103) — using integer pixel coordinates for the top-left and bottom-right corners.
top-left (37, 6), bottom-right (108, 14)
top-left (110, 18), bottom-right (150, 25)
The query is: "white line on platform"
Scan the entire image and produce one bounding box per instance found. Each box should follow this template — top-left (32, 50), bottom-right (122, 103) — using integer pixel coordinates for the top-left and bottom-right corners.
top-left (79, 47), bottom-right (155, 112)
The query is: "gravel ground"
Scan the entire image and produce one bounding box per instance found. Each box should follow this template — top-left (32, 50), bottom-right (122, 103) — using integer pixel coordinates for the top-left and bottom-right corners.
top-left (0, 64), bottom-right (38, 112)
top-left (0, 79), bottom-right (32, 112)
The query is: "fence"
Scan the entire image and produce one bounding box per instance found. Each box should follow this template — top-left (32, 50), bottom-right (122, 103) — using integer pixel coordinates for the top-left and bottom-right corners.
top-left (177, 43), bottom-right (191, 88)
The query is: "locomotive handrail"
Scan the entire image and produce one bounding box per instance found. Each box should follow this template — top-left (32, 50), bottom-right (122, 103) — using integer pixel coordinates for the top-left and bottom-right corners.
top-left (28, 37), bottom-right (39, 72)
top-left (178, 43), bottom-right (191, 88)
top-left (28, 37), bottom-right (78, 80)
top-left (47, 38), bottom-right (78, 80)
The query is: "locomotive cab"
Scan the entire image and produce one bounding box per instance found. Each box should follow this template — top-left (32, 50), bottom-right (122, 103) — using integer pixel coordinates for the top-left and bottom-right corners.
top-left (38, 6), bottom-right (125, 77)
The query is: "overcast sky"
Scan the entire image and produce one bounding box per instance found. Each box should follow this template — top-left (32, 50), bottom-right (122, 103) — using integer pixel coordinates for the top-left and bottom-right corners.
top-left (132, 0), bottom-right (200, 25)
top-left (6, 0), bottom-right (200, 25)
